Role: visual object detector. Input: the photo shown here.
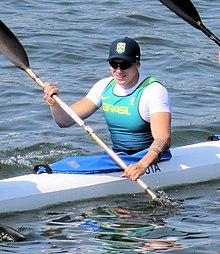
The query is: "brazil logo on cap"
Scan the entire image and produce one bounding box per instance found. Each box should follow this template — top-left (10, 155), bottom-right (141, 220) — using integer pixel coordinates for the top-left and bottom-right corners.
top-left (116, 42), bottom-right (126, 54)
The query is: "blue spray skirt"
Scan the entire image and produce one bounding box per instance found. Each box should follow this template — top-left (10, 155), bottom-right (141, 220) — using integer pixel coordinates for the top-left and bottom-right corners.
top-left (34, 149), bottom-right (172, 174)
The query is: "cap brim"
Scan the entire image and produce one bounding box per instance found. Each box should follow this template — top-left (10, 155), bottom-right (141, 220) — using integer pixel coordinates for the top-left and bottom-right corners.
top-left (107, 55), bottom-right (136, 62)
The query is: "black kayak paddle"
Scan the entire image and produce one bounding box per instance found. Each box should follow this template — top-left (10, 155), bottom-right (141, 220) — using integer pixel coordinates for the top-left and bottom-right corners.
top-left (159, 0), bottom-right (220, 47)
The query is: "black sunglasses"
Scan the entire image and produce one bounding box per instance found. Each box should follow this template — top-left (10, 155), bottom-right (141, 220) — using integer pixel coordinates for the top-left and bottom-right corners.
top-left (108, 59), bottom-right (134, 70)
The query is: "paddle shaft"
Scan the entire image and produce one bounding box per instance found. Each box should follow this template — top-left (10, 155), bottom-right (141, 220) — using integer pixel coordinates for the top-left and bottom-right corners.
top-left (26, 68), bottom-right (158, 201)
top-left (199, 23), bottom-right (220, 47)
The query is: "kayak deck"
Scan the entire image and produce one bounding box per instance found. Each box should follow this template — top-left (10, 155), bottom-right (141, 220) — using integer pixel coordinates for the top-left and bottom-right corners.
top-left (1, 140), bottom-right (220, 214)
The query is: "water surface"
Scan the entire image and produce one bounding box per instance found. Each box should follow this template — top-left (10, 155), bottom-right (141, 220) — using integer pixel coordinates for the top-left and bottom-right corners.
top-left (0, 0), bottom-right (220, 253)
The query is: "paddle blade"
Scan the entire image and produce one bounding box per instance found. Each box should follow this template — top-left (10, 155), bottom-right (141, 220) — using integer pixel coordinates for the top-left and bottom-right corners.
top-left (159, 0), bottom-right (202, 29)
top-left (0, 224), bottom-right (26, 242)
top-left (0, 20), bottom-right (29, 70)
top-left (159, 0), bottom-right (220, 47)
top-left (156, 192), bottom-right (181, 208)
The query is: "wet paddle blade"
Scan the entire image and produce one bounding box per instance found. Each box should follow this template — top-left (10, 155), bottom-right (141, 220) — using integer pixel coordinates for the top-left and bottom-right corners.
top-left (140, 180), bottom-right (180, 207)
top-left (156, 192), bottom-right (181, 208)
top-left (0, 20), bottom-right (29, 70)
top-left (0, 224), bottom-right (26, 242)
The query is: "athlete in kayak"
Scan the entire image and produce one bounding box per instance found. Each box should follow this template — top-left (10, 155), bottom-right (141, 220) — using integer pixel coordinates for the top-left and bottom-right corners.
top-left (43, 37), bottom-right (171, 181)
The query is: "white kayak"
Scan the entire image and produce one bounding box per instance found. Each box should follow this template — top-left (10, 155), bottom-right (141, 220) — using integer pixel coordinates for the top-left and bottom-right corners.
top-left (1, 140), bottom-right (220, 214)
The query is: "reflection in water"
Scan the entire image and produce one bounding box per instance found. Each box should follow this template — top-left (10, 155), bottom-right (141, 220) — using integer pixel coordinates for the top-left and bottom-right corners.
top-left (0, 0), bottom-right (220, 252)
top-left (41, 206), bottom-right (185, 253)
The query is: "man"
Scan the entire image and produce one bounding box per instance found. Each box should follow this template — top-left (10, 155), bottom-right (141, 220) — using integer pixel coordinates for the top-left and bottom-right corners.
top-left (44, 37), bottom-right (171, 181)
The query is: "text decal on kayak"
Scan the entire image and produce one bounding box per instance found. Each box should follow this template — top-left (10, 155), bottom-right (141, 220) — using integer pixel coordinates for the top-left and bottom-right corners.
top-left (145, 164), bottom-right (161, 174)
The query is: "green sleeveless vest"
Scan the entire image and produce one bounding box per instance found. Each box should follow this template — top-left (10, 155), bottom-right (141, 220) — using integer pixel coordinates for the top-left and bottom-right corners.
top-left (101, 77), bottom-right (157, 151)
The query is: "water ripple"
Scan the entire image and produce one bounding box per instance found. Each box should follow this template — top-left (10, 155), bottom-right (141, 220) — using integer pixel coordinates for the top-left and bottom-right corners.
top-left (0, 0), bottom-right (220, 253)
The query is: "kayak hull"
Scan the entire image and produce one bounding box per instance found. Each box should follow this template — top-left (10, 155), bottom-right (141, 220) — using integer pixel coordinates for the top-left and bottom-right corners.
top-left (1, 140), bottom-right (220, 214)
